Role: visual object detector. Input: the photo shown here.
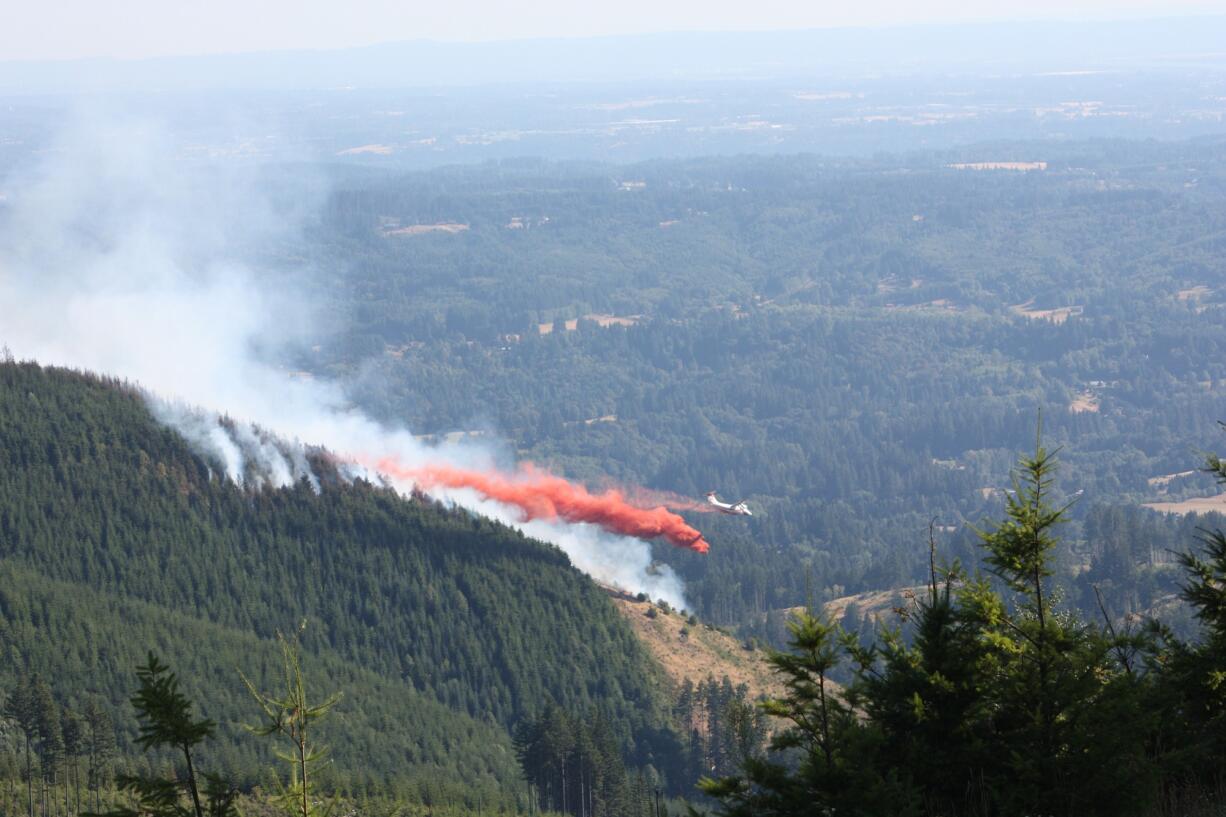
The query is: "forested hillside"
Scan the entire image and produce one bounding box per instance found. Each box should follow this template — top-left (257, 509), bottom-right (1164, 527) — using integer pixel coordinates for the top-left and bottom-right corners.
top-left (266, 139), bottom-right (1226, 628)
top-left (0, 360), bottom-right (700, 808)
top-left (7, 135), bottom-right (1226, 814)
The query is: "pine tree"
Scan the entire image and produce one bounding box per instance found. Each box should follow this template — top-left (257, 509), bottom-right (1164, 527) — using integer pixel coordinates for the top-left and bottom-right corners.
top-left (958, 434), bottom-right (1152, 815)
top-left (6, 677), bottom-right (37, 817)
top-left (31, 678), bottom-right (62, 817)
top-left (1166, 528), bottom-right (1226, 763)
top-left (845, 554), bottom-right (989, 813)
top-left (61, 711), bottom-right (82, 817)
top-left (240, 625), bottom-right (341, 817)
top-left (514, 706), bottom-right (648, 817)
top-left (974, 428), bottom-right (1065, 753)
top-left (89, 653), bottom-right (236, 817)
top-left (130, 654), bottom-right (213, 817)
top-left (82, 700), bottom-right (114, 815)
top-left (1151, 446), bottom-right (1226, 786)
top-left (704, 434), bottom-right (1154, 817)
top-left (699, 611), bottom-right (912, 816)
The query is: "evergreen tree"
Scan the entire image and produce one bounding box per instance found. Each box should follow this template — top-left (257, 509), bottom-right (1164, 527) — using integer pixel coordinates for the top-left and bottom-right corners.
top-left (0, 359), bottom-right (672, 800)
top-left (61, 711), bottom-right (82, 817)
top-left (700, 611), bottom-right (913, 816)
top-left (844, 556), bottom-right (990, 815)
top-left (90, 653), bottom-right (236, 817)
top-left (240, 626), bottom-right (341, 817)
top-left (6, 677), bottom-right (37, 817)
top-left (704, 436), bottom-right (1154, 817)
top-left (1150, 446), bottom-right (1226, 786)
top-left (81, 700), bottom-right (114, 815)
top-left (963, 436), bottom-right (1151, 815)
top-left (31, 678), bottom-right (62, 817)
top-left (515, 706), bottom-right (650, 817)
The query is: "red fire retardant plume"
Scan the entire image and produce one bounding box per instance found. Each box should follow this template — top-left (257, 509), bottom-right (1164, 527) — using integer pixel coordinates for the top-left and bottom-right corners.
top-left (373, 459), bottom-right (710, 554)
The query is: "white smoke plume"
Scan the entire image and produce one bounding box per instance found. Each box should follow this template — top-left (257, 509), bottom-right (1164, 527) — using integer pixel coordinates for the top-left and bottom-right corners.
top-left (0, 112), bottom-right (689, 609)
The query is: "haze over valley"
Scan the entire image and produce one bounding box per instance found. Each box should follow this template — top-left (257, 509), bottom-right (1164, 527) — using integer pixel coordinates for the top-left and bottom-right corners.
top-left (5, 10), bottom-right (1226, 817)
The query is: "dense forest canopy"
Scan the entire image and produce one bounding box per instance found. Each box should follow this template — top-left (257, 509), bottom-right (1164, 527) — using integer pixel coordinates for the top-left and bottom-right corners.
top-left (7, 134), bottom-right (1226, 815)
top-left (0, 361), bottom-right (699, 808)
top-left (249, 139), bottom-right (1226, 626)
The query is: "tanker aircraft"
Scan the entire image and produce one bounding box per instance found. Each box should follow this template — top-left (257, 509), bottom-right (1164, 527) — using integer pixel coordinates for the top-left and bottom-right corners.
top-left (706, 492), bottom-right (752, 516)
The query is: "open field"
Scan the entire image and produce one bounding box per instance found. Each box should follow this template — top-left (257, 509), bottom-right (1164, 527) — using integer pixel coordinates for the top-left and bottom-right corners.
top-left (948, 161), bottom-right (1047, 171)
top-left (337, 143), bottom-right (393, 156)
top-left (1177, 285), bottom-right (1213, 301)
top-left (1143, 494), bottom-right (1226, 515)
top-left (1070, 391), bottom-right (1100, 413)
top-left (384, 222), bottom-right (470, 236)
top-left (822, 586), bottom-right (928, 622)
top-left (610, 594), bottom-right (782, 700)
top-left (772, 585), bottom-right (927, 631)
top-left (1010, 299), bottom-right (1083, 325)
top-left (876, 274), bottom-right (922, 294)
top-left (884, 298), bottom-right (963, 314)
top-left (1148, 470), bottom-right (1197, 488)
top-left (563, 414), bottom-right (618, 428)
top-left (538, 313), bottom-right (642, 334)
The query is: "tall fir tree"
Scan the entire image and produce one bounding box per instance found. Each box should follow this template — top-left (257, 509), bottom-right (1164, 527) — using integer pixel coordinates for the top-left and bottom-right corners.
top-left (81, 700), bottom-right (114, 815)
top-left (6, 677), bottom-right (38, 817)
top-left (240, 626), bottom-right (340, 817)
top-left (31, 678), bottom-right (62, 817)
top-left (91, 654), bottom-right (236, 817)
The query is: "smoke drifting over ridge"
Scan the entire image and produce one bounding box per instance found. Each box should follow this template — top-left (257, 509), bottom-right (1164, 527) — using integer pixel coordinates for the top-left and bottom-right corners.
top-left (0, 114), bottom-right (693, 609)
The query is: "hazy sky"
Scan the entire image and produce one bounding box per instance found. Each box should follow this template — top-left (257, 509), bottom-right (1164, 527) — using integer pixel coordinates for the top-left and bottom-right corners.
top-left (5, 0), bottom-right (1225, 61)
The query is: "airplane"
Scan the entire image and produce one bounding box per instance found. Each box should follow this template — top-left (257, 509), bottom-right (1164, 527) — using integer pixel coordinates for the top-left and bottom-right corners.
top-left (706, 491), bottom-right (752, 516)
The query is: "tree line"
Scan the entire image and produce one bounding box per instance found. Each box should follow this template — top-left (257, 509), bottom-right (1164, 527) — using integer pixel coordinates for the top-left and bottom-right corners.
top-left (512, 677), bottom-right (766, 817)
top-left (702, 439), bottom-right (1226, 816)
top-left (3, 677), bottom-right (115, 817)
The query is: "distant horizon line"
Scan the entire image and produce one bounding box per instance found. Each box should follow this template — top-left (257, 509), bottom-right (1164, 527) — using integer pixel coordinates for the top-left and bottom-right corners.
top-left (6, 12), bottom-right (1226, 67)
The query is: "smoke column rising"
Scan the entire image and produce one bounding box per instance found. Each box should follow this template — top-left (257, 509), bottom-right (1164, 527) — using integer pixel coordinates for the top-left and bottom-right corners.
top-left (0, 112), bottom-right (697, 608)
